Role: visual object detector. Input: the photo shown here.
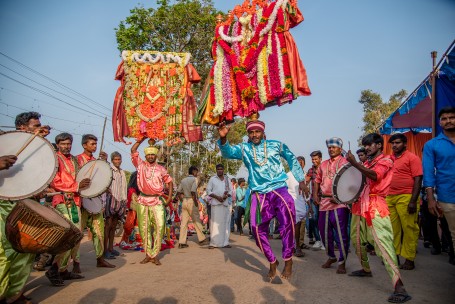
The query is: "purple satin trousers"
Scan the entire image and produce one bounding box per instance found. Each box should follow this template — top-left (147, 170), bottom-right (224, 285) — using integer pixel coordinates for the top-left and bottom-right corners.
top-left (250, 187), bottom-right (296, 263)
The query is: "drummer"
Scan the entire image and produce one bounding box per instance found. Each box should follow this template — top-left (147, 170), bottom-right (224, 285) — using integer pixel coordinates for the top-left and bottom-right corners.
top-left (76, 134), bottom-right (115, 269)
top-left (346, 133), bottom-right (411, 303)
top-left (0, 112), bottom-right (49, 304)
top-left (46, 133), bottom-right (90, 286)
top-left (313, 137), bottom-right (350, 274)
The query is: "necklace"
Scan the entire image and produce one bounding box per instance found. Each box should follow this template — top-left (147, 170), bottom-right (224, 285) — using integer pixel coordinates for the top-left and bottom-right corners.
top-left (326, 157), bottom-right (342, 180)
top-left (252, 141), bottom-right (268, 166)
top-left (145, 164), bottom-right (157, 180)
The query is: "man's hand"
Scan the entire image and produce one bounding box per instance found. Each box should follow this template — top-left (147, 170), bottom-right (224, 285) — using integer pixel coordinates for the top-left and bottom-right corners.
top-left (0, 155), bottom-right (17, 170)
top-left (99, 151), bottom-right (108, 161)
top-left (312, 194), bottom-right (320, 205)
top-left (299, 181), bottom-right (309, 196)
top-left (427, 195), bottom-right (443, 218)
top-left (79, 178), bottom-right (91, 191)
top-left (35, 125), bottom-right (51, 137)
top-left (218, 122), bottom-right (230, 139)
top-left (407, 201), bottom-right (417, 214)
top-left (346, 150), bottom-right (357, 165)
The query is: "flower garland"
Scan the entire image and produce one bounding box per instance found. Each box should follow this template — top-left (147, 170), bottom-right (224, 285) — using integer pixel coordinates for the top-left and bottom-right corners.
top-left (213, 44), bottom-right (225, 116)
top-left (257, 48), bottom-right (268, 104)
top-left (122, 51), bottom-right (191, 68)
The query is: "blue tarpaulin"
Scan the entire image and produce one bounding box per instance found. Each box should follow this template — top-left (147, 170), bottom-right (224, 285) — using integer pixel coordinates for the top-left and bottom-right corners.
top-left (380, 41), bottom-right (455, 136)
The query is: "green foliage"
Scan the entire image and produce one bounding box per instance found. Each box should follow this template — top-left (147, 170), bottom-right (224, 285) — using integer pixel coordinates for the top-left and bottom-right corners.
top-left (358, 89), bottom-right (407, 142)
top-left (115, 0), bottom-right (221, 96)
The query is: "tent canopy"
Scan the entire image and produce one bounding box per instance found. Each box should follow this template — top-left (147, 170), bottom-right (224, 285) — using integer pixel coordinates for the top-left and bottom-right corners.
top-left (380, 40), bottom-right (455, 135)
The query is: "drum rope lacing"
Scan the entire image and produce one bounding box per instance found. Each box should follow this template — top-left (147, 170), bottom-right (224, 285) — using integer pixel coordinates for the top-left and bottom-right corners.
top-left (252, 141), bottom-right (268, 166)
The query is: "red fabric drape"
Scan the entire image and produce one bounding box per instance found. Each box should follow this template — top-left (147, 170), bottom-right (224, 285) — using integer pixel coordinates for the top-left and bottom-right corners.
top-left (112, 62), bottom-right (130, 143)
top-left (382, 132), bottom-right (432, 159)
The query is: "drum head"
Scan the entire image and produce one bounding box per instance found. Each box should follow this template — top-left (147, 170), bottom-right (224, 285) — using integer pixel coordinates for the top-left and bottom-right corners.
top-left (0, 131), bottom-right (57, 200)
top-left (82, 197), bottom-right (103, 214)
top-left (332, 163), bottom-right (366, 205)
top-left (19, 199), bottom-right (70, 228)
top-left (76, 160), bottom-right (112, 198)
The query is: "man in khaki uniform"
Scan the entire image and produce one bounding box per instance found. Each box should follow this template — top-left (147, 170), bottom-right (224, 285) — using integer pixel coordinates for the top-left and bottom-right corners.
top-left (177, 166), bottom-right (209, 248)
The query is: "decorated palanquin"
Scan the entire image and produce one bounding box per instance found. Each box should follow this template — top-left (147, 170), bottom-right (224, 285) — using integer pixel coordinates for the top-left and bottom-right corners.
top-left (112, 50), bottom-right (203, 146)
top-left (196, 0), bottom-right (311, 125)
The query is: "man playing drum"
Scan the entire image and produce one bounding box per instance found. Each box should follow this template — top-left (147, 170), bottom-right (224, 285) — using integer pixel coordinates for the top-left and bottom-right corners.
top-left (131, 138), bottom-right (173, 265)
top-left (1, 112), bottom-right (50, 303)
top-left (346, 133), bottom-right (411, 304)
top-left (76, 134), bottom-right (115, 268)
top-left (217, 119), bottom-right (305, 281)
top-left (313, 137), bottom-right (350, 274)
top-left (46, 133), bottom-right (90, 286)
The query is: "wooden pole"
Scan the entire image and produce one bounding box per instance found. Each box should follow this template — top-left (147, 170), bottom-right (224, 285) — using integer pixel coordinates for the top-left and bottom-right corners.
top-left (431, 51), bottom-right (437, 138)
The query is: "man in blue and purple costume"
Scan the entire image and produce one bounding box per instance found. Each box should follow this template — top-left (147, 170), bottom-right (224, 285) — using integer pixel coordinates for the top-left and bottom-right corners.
top-left (217, 119), bottom-right (305, 280)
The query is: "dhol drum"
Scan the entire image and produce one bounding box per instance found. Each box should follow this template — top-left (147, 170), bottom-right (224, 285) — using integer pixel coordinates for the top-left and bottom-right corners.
top-left (6, 199), bottom-right (83, 255)
top-left (332, 163), bottom-right (366, 205)
top-left (82, 197), bottom-right (103, 215)
top-left (0, 131), bottom-right (57, 200)
top-left (76, 159), bottom-right (113, 198)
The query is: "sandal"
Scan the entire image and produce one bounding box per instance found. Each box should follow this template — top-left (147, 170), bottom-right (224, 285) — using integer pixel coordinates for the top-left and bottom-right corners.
top-left (387, 292), bottom-right (412, 303)
top-left (348, 269), bottom-right (372, 277)
top-left (45, 270), bottom-right (64, 286)
top-left (300, 244), bottom-right (311, 250)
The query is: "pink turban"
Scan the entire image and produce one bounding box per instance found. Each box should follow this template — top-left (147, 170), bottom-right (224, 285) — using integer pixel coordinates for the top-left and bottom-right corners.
top-left (246, 120), bottom-right (265, 132)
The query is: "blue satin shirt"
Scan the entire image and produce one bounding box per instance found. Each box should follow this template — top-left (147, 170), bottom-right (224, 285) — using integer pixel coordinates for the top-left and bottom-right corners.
top-left (218, 139), bottom-right (305, 194)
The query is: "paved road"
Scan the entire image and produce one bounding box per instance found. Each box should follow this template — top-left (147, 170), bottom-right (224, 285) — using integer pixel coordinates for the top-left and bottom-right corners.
top-left (24, 232), bottom-right (455, 303)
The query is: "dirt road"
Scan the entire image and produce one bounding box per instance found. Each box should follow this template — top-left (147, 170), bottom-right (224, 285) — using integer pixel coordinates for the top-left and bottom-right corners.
top-left (24, 233), bottom-right (454, 303)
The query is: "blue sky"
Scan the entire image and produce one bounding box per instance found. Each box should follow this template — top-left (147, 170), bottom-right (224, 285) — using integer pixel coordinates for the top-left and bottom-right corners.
top-left (0, 0), bottom-right (454, 173)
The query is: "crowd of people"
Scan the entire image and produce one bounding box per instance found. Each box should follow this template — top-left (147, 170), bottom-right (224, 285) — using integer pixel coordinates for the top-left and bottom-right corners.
top-left (1, 107), bottom-right (454, 304)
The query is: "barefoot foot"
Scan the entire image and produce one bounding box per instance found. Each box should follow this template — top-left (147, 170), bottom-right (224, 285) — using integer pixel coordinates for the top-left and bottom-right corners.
top-left (151, 257), bottom-right (162, 266)
top-left (321, 257), bottom-right (337, 269)
top-left (280, 259), bottom-right (293, 280)
top-left (267, 261), bottom-right (279, 282)
top-left (336, 263), bottom-right (346, 274)
top-left (140, 256), bottom-right (152, 264)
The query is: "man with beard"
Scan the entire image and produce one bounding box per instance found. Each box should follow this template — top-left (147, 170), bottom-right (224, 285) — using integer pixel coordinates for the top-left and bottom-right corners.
top-left (217, 119), bottom-right (305, 281)
top-left (386, 133), bottom-right (422, 270)
top-left (346, 133), bottom-right (411, 303)
top-left (423, 107), bottom-right (455, 265)
top-left (46, 133), bottom-right (90, 286)
top-left (1, 112), bottom-right (50, 302)
top-left (131, 138), bottom-right (173, 265)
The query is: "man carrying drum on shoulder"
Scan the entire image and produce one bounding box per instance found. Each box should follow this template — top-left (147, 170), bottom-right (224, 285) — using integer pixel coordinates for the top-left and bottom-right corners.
top-left (1, 112), bottom-right (50, 304)
top-left (313, 137), bottom-right (350, 274)
top-left (346, 133), bottom-right (411, 304)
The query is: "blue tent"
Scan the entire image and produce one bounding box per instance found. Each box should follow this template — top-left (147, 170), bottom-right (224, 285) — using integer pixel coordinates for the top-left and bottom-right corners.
top-left (380, 40), bottom-right (455, 136)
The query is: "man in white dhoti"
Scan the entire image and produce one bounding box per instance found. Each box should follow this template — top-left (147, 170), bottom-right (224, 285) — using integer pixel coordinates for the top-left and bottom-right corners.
top-left (207, 164), bottom-right (233, 249)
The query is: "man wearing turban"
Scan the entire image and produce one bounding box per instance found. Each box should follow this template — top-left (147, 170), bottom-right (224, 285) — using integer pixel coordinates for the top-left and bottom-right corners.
top-left (131, 138), bottom-right (173, 265)
top-left (217, 119), bottom-right (305, 281)
top-left (313, 137), bottom-right (350, 274)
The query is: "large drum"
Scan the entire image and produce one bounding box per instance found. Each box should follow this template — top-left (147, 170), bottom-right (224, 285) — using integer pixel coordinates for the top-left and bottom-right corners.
top-left (76, 159), bottom-right (112, 198)
top-left (6, 199), bottom-right (83, 255)
top-left (0, 131), bottom-right (57, 200)
top-left (332, 163), bottom-right (366, 205)
top-left (82, 197), bottom-right (103, 215)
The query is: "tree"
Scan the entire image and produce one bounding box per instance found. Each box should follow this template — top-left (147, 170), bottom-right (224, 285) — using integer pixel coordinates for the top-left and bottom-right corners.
top-left (358, 89), bottom-right (407, 141)
top-left (115, 1), bottom-right (246, 185)
top-left (115, 0), bottom-right (221, 97)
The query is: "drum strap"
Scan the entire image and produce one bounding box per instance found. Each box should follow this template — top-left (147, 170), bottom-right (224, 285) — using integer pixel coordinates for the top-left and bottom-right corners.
top-left (56, 154), bottom-right (79, 178)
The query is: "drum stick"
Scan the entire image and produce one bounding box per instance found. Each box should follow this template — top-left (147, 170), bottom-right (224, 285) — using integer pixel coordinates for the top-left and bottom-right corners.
top-left (99, 117), bottom-right (107, 158)
top-left (15, 133), bottom-right (38, 157)
top-left (348, 141), bottom-right (351, 151)
top-left (45, 192), bottom-right (63, 197)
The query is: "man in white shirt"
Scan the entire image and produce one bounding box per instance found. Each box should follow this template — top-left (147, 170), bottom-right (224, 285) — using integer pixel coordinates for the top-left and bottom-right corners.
top-left (207, 164), bottom-right (233, 248)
